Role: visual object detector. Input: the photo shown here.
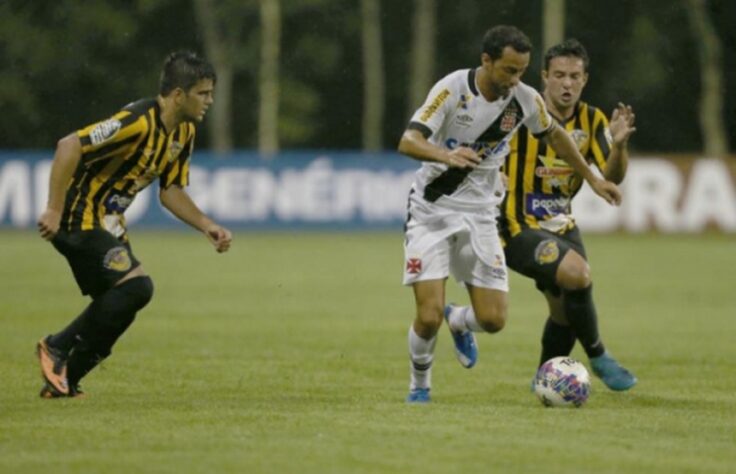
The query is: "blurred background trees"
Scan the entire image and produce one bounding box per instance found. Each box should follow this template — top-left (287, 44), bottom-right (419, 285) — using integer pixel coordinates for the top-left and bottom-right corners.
top-left (0, 0), bottom-right (733, 155)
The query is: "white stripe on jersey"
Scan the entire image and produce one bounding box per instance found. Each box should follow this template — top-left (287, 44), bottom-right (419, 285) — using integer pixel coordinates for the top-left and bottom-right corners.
top-left (408, 68), bottom-right (553, 212)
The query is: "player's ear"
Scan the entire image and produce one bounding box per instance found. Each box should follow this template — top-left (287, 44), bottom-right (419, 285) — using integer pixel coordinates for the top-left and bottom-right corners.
top-left (541, 69), bottom-right (548, 87)
top-left (581, 71), bottom-right (589, 87)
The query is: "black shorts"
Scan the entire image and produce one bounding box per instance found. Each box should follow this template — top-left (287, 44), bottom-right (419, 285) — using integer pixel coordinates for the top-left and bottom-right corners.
top-left (503, 227), bottom-right (587, 297)
top-left (52, 228), bottom-right (141, 297)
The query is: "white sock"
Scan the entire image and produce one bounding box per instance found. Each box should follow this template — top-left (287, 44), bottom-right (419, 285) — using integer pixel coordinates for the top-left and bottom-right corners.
top-left (448, 305), bottom-right (484, 333)
top-left (408, 325), bottom-right (436, 390)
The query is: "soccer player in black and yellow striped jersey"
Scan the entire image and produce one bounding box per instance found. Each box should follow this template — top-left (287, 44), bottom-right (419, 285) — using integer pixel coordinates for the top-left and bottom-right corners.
top-left (499, 39), bottom-right (638, 391)
top-left (35, 51), bottom-right (232, 398)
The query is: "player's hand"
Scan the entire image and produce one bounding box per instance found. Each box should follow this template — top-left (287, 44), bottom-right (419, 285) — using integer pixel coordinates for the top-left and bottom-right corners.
top-left (444, 147), bottom-right (482, 169)
top-left (37, 208), bottom-right (62, 241)
top-left (590, 178), bottom-right (622, 206)
top-left (205, 224), bottom-right (232, 253)
top-left (609, 103), bottom-right (636, 147)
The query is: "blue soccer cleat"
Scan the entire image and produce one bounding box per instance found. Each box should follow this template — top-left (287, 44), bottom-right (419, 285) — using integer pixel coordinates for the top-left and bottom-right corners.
top-left (444, 304), bottom-right (478, 368)
top-left (590, 352), bottom-right (637, 391)
top-left (406, 387), bottom-right (431, 403)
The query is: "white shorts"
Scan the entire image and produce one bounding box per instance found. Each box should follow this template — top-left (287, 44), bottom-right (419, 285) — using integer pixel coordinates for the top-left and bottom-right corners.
top-left (402, 196), bottom-right (508, 291)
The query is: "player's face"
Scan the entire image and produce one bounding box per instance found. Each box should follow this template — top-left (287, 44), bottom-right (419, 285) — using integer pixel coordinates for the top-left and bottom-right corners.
top-left (482, 47), bottom-right (530, 98)
top-left (179, 79), bottom-right (215, 122)
top-left (542, 56), bottom-right (588, 111)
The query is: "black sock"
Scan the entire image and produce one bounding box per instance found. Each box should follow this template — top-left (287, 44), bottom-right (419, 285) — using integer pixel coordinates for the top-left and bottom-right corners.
top-left (539, 317), bottom-right (577, 367)
top-left (49, 276), bottom-right (153, 359)
top-left (563, 285), bottom-right (605, 358)
top-left (48, 304), bottom-right (95, 353)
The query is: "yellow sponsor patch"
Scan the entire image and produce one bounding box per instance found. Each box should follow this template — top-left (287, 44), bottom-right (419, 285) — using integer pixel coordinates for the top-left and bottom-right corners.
top-left (420, 88), bottom-right (451, 122)
top-left (534, 239), bottom-right (560, 265)
top-left (103, 246), bottom-right (132, 272)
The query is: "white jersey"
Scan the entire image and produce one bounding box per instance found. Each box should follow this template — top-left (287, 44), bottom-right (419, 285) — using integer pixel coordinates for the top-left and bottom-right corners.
top-left (407, 68), bottom-right (553, 212)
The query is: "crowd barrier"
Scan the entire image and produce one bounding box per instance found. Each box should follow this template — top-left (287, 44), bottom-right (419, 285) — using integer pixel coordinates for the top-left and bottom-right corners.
top-left (1, 151), bottom-right (734, 232)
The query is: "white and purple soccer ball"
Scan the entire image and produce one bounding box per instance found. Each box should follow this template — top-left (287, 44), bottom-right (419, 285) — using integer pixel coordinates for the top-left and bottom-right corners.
top-left (533, 357), bottom-right (591, 408)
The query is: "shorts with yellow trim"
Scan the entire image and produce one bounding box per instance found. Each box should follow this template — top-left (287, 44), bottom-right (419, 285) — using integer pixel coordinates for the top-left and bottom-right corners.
top-left (52, 228), bottom-right (140, 297)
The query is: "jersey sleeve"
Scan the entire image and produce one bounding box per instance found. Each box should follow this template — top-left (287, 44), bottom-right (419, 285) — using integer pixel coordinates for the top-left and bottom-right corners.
top-left (159, 124), bottom-right (194, 189)
top-left (406, 76), bottom-right (455, 139)
top-left (589, 107), bottom-right (612, 172)
top-left (77, 110), bottom-right (146, 165)
top-left (517, 85), bottom-right (554, 138)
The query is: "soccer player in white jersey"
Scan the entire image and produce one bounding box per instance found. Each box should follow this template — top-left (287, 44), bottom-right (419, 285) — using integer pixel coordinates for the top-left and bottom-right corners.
top-left (398, 25), bottom-right (622, 403)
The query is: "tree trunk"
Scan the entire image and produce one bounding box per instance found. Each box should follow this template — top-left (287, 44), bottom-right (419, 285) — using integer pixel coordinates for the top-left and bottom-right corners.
top-left (687, 0), bottom-right (728, 157)
top-left (361, 0), bottom-right (384, 151)
top-left (408, 0), bottom-right (436, 116)
top-left (193, 0), bottom-right (233, 153)
top-left (542, 0), bottom-right (565, 55)
top-left (259, 0), bottom-right (281, 156)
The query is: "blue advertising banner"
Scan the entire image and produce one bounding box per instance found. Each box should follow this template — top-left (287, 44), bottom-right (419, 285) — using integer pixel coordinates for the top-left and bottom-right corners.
top-left (0, 151), bottom-right (416, 230)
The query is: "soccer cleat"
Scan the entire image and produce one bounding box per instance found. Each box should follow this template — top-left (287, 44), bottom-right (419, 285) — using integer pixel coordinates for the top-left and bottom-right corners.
top-left (36, 337), bottom-right (69, 396)
top-left (39, 382), bottom-right (85, 399)
top-left (590, 352), bottom-right (637, 391)
top-left (444, 304), bottom-right (478, 368)
top-left (406, 387), bottom-right (431, 403)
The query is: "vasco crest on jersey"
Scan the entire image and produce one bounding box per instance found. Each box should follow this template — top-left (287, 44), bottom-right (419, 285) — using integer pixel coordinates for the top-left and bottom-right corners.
top-left (500, 102), bottom-right (519, 132)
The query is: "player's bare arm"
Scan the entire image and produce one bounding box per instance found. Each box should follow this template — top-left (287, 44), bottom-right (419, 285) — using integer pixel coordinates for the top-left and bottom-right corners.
top-left (604, 102), bottom-right (637, 184)
top-left (159, 185), bottom-right (232, 253)
top-left (38, 133), bottom-right (83, 241)
top-left (546, 123), bottom-right (621, 206)
top-left (398, 129), bottom-right (481, 169)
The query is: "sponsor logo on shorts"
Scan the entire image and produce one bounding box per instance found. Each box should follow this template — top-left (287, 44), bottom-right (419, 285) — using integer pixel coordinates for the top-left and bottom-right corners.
top-left (103, 246), bottom-right (132, 272)
top-left (406, 258), bottom-right (422, 274)
top-left (534, 240), bottom-right (560, 265)
top-left (89, 119), bottom-right (122, 146)
top-left (491, 253), bottom-right (506, 280)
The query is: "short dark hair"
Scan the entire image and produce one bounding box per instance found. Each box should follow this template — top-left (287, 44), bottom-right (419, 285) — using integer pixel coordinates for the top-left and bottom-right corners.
top-left (543, 39), bottom-right (589, 72)
top-left (159, 51), bottom-right (217, 96)
top-left (482, 25), bottom-right (532, 61)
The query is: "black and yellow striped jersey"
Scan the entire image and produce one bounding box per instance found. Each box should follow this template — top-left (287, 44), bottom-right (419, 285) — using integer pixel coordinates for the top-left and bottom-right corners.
top-left (61, 98), bottom-right (195, 236)
top-left (499, 100), bottom-right (611, 237)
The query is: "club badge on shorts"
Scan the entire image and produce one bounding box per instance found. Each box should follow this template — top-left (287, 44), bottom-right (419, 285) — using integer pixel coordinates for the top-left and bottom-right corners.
top-left (534, 240), bottom-right (560, 265)
top-left (103, 246), bottom-right (132, 272)
top-left (406, 258), bottom-right (422, 274)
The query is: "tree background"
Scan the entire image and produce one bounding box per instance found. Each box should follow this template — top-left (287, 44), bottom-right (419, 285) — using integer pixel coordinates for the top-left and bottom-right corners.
top-left (0, 0), bottom-right (733, 155)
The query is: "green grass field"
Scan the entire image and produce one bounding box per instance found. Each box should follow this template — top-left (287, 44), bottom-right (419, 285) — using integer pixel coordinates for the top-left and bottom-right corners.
top-left (1, 230), bottom-right (734, 473)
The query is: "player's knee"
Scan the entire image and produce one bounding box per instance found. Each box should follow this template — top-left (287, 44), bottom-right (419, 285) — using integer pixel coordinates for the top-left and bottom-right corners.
top-left (557, 261), bottom-right (591, 290)
top-left (120, 276), bottom-right (154, 312)
top-left (475, 303), bottom-right (507, 333)
top-left (415, 302), bottom-right (444, 333)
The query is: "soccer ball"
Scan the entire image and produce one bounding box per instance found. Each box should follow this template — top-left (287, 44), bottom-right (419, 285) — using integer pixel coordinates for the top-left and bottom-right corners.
top-left (533, 356), bottom-right (591, 408)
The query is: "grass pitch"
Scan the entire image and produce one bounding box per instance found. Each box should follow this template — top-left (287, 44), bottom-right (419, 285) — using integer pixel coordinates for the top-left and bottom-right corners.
top-left (0, 230), bottom-right (734, 473)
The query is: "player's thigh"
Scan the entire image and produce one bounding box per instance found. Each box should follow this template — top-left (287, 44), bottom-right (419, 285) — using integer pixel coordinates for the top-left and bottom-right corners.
top-left (466, 284), bottom-right (508, 330)
top-left (52, 228), bottom-right (142, 297)
top-left (504, 229), bottom-right (576, 295)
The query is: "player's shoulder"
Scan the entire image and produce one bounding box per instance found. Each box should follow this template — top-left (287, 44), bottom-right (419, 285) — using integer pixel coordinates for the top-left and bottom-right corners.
top-left (512, 81), bottom-right (542, 103)
top-left (121, 98), bottom-right (157, 118)
top-left (434, 68), bottom-right (473, 92)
